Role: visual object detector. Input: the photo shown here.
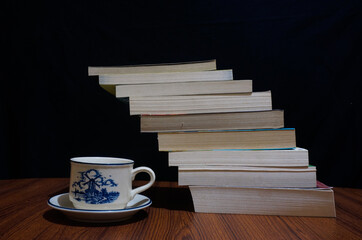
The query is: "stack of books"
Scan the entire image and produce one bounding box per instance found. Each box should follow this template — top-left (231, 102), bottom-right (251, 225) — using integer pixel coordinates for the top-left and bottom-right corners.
top-left (89, 59), bottom-right (336, 217)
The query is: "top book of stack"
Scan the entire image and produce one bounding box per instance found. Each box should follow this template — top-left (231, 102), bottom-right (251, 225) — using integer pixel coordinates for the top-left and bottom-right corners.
top-left (89, 60), bottom-right (236, 95)
top-left (88, 59), bottom-right (217, 75)
top-left (89, 60), bottom-right (266, 117)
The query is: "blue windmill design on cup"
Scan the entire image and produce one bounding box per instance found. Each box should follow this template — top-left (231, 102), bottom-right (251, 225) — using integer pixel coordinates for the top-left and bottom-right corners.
top-left (72, 169), bottom-right (120, 204)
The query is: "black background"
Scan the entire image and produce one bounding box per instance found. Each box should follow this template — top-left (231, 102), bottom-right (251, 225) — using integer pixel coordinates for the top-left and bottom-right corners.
top-left (4, 0), bottom-right (361, 187)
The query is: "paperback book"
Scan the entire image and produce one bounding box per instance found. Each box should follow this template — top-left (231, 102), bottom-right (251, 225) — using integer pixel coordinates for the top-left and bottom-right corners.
top-left (141, 110), bottom-right (284, 132)
top-left (158, 128), bottom-right (296, 151)
top-left (189, 181), bottom-right (336, 217)
top-left (116, 80), bottom-right (252, 98)
top-left (89, 59), bottom-right (217, 75)
top-left (130, 91), bottom-right (272, 115)
top-left (99, 69), bottom-right (233, 85)
top-left (168, 148), bottom-right (309, 167)
top-left (178, 165), bottom-right (316, 187)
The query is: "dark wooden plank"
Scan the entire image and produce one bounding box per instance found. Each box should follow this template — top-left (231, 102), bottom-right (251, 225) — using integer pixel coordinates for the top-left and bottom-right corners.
top-left (0, 179), bottom-right (361, 240)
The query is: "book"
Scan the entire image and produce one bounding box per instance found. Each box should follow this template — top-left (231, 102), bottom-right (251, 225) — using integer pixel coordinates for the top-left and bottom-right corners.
top-left (168, 148), bottom-right (308, 167)
top-left (189, 182), bottom-right (336, 217)
top-left (115, 80), bottom-right (252, 98)
top-left (130, 91), bottom-right (272, 115)
top-left (88, 59), bottom-right (217, 76)
top-left (99, 69), bottom-right (233, 95)
top-left (157, 128), bottom-right (296, 151)
top-left (141, 110), bottom-right (284, 132)
top-left (99, 69), bottom-right (233, 85)
top-left (178, 165), bottom-right (316, 187)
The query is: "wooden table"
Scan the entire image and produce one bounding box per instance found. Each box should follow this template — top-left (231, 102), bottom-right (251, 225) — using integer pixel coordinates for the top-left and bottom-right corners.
top-left (0, 178), bottom-right (361, 240)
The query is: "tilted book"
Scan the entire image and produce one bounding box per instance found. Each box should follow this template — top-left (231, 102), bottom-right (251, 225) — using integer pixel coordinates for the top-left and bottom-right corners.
top-left (189, 182), bottom-right (336, 217)
top-left (89, 59), bottom-right (217, 76)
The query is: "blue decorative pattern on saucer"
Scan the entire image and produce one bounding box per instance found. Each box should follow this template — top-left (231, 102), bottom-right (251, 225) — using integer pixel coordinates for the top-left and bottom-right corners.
top-left (71, 169), bottom-right (120, 204)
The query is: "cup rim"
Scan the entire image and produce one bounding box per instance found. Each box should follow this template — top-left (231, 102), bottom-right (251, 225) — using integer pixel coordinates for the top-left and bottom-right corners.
top-left (70, 157), bottom-right (134, 166)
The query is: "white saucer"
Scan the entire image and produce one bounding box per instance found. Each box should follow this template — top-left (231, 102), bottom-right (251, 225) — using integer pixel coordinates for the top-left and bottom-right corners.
top-left (48, 193), bottom-right (151, 223)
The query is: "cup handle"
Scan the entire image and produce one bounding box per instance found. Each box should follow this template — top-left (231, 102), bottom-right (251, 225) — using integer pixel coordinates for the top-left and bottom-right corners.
top-left (131, 167), bottom-right (156, 199)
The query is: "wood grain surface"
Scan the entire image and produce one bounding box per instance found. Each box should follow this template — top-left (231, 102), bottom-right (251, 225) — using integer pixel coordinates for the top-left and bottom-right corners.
top-left (0, 178), bottom-right (361, 240)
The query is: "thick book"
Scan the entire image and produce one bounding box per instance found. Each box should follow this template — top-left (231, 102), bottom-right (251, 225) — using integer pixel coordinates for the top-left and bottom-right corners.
top-left (158, 128), bottom-right (296, 151)
top-left (169, 148), bottom-right (308, 167)
top-left (141, 110), bottom-right (284, 132)
top-left (189, 182), bottom-right (336, 217)
top-left (99, 69), bottom-right (233, 85)
top-left (178, 165), bottom-right (316, 187)
top-left (115, 80), bottom-right (252, 98)
top-left (88, 59), bottom-right (217, 76)
top-left (130, 91), bottom-right (272, 115)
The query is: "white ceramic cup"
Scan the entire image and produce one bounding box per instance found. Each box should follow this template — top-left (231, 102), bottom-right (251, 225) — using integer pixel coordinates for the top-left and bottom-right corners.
top-left (69, 157), bottom-right (155, 210)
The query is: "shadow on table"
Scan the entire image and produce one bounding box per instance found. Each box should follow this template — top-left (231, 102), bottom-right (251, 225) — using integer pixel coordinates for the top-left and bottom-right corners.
top-left (43, 209), bottom-right (148, 227)
top-left (44, 183), bottom-right (194, 226)
top-left (142, 185), bottom-right (194, 212)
